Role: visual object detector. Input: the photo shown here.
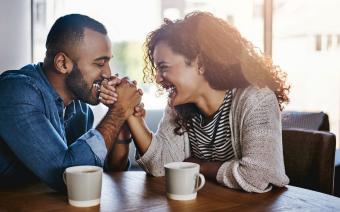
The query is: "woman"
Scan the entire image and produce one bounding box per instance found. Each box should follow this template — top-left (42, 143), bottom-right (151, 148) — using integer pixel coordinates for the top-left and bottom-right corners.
top-left (128, 11), bottom-right (290, 193)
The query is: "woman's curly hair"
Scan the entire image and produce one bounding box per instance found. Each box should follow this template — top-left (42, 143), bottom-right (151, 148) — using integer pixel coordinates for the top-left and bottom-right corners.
top-left (143, 11), bottom-right (290, 135)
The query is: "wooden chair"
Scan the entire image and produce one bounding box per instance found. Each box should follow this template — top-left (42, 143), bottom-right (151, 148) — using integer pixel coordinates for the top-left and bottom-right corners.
top-left (282, 128), bottom-right (336, 195)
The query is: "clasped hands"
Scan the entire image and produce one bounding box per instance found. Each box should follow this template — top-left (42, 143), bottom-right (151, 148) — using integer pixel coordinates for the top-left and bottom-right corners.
top-left (97, 74), bottom-right (145, 118)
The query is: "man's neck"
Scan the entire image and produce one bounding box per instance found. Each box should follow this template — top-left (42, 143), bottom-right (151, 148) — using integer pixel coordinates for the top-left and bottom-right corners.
top-left (42, 63), bottom-right (73, 106)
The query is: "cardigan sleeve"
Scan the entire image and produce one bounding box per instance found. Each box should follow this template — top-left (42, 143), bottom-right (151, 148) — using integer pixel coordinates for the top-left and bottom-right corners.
top-left (136, 106), bottom-right (190, 176)
top-left (216, 89), bottom-right (289, 193)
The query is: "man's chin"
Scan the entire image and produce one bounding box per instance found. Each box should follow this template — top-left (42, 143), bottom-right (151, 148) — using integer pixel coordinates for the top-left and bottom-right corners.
top-left (86, 98), bottom-right (100, 106)
top-left (77, 94), bottom-right (100, 105)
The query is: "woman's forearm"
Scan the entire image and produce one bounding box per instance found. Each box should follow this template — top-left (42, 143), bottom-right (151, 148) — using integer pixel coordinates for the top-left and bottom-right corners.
top-left (127, 115), bottom-right (152, 155)
top-left (184, 157), bottom-right (223, 182)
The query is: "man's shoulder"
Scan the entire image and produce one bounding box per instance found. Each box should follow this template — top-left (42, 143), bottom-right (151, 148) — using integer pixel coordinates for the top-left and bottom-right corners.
top-left (0, 73), bottom-right (39, 94)
top-left (0, 64), bottom-right (40, 87)
top-left (0, 65), bottom-right (44, 105)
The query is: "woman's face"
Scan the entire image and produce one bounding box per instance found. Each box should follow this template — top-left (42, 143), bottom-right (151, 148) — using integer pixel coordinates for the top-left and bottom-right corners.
top-left (153, 41), bottom-right (205, 107)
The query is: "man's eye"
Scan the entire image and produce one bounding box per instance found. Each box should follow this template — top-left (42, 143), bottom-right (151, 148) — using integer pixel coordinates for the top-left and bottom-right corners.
top-left (96, 63), bottom-right (104, 67)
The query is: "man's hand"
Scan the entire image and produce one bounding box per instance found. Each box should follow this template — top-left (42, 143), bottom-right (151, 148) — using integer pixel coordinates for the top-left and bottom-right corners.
top-left (99, 76), bottom-right (121, 106)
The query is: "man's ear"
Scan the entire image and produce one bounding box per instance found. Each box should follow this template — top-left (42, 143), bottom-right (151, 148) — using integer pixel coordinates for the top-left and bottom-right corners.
top-left (54, 52), bottom-right (72, 74)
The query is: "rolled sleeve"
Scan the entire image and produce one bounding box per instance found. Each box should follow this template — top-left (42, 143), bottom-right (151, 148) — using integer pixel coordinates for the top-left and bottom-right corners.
top-left (81, 129), bottom-right (108, 166)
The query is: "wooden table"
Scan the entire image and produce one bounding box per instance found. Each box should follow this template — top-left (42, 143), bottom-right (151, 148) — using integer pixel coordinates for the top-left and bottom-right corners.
top-left (1, 171), bottom-right (340, 211)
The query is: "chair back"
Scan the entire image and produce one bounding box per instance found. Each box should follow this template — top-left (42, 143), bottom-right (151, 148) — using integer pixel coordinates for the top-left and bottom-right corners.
top-left (282, 111), bottom-right (329, 131)
top-left (282, 128), bottom-right (336, 194)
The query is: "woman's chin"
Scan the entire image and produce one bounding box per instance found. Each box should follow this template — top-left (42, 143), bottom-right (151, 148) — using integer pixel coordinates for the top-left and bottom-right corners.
top-left (168, 98), bottom-right (174, 107)
top-left (168, 97), bottom-right (187, 107)
top-left (168, 97), bottom-right (178, 107)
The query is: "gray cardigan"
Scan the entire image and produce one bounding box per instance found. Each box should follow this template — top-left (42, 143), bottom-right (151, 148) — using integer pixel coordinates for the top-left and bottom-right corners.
top-left (136, 86), bottom-right (289, 193)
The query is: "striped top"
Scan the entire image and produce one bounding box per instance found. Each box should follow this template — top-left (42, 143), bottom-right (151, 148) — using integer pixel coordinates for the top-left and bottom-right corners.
top-left (188, 90), bottom-right (234, 162)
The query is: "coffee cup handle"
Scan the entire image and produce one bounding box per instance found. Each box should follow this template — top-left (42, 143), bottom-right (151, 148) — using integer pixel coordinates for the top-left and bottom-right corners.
top-left (63, 171), bottom-right (67, 184)
top-left (195, 173), bottom-right (205, 191)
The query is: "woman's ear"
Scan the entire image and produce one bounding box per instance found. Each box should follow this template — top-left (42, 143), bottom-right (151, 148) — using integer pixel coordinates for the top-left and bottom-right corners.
top-left (195, 56), bottom-right (204, 74)
top-left (54, 52), bottom-right (72, 74)
top-left (199, 68), bottom-right (204, 75)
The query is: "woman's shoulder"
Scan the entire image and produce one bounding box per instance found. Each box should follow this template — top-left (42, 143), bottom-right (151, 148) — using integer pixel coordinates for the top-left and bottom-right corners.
top-left (233, 85), bottom-right (277, 108)
top-left (237, 85), bottom-right (274, 97)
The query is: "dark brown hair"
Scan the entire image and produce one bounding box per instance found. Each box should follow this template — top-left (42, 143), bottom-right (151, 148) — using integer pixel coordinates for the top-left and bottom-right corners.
top-left (143, 11), bottom-right (290, 135)
top-left (44, 14), bottom-right (107, 68)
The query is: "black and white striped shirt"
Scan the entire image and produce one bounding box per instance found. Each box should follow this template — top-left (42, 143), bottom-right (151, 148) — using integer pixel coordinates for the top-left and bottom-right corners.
top-left (188, 90), bottom-right (234, 162)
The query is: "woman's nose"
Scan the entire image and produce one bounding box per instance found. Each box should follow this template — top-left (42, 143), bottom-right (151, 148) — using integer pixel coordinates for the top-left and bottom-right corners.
top-left (155, 71), bottom-right (164, 84)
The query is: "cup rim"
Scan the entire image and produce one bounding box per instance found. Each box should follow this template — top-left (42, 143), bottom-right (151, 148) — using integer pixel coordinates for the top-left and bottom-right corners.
top-left (164, 162), bottom-right (199, 170)
top-left (65, 165), bottom-right (102, 174)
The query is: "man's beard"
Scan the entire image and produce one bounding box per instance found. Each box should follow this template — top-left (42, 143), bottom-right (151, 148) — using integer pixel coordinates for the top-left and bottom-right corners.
top-left (65, 63), bottom-right (100, 105)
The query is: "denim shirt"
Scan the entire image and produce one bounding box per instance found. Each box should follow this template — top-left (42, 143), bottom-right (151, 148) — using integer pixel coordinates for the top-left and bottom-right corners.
top-left (0, 63), bottom-right (108, 191)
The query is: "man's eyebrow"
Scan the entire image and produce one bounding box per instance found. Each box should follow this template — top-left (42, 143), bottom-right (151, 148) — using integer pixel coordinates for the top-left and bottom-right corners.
top-left (94, 56), bottom-right (113, 61)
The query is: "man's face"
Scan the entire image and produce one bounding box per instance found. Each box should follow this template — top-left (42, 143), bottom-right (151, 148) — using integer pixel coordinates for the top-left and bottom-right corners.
top-left (65, 62), bottom-right (100, 105)
top-left (66, 28), bottom-right (113, 105)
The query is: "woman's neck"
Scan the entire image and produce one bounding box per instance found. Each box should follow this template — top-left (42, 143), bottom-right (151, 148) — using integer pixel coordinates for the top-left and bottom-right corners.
top-left (195, 87), bottom-right (226, 117)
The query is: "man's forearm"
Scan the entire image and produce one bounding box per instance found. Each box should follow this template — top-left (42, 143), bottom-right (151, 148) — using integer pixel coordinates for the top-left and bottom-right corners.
top-left (96, 106), bottom-right (126, 152)
top-left (106, 122), bottom-right (131, 171)
top-left (106, 143), bottom-right (129, 171)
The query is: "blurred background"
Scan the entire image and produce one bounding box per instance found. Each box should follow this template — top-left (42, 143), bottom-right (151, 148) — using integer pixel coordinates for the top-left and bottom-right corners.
top-left (1, 0), bottom-right (340, 146)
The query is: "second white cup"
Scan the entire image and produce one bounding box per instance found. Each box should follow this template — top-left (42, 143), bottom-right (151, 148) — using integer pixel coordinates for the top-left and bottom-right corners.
top-left (164, 162), bottom-right (205, 200)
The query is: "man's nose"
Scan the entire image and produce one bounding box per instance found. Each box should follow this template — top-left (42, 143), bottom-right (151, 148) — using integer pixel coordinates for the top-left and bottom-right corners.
top-left (103, 65), bottom-right (112, 77)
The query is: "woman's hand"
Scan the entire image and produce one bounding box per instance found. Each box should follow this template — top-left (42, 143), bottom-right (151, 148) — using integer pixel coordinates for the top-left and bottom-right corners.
top-left (184, 157), bottom-right (223, 182)
top-left (133, 103), bottom-right (146, 118)
top-left (184, 157), bottom-right (204, 165)
top-left (128, 80), bottom-right (145, 118)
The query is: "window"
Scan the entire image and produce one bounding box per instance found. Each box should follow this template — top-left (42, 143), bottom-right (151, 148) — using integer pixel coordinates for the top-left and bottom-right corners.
top-left (272, 0), bottom-right (340, 143)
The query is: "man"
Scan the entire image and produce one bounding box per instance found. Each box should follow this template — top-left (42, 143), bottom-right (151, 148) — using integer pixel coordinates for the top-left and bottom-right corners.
top-left (0, 14), bottom-right (142, 191)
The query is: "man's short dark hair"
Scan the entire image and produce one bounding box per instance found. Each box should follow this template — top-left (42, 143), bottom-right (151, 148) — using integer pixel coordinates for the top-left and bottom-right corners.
top-left (45, 14), bottom-right (107, 60)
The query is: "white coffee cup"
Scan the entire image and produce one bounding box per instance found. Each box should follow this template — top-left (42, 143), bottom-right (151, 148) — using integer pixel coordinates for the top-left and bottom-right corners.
top-left (164, 162), bottom-right (205, 200)
top-left (63, 165), bottom-right (103, 207)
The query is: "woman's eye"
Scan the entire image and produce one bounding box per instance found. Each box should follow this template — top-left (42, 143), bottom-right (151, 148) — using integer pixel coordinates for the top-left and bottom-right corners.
top-left (159, 66), bottom-right (167, 72)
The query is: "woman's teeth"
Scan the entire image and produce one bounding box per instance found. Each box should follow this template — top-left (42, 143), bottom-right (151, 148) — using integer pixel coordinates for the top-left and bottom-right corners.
top-left (166, 86), bottom-right (174, 93)
top-left (166, 86), bottom-right (176, 97)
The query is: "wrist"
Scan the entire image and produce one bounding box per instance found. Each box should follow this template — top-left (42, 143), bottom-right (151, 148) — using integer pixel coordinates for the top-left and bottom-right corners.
top-left (116, 137), bottom-right (133, 145)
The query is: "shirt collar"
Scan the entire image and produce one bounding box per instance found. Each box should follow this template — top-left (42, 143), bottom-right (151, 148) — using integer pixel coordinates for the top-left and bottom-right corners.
top-left (64, 101), bottom-right (77, 122)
